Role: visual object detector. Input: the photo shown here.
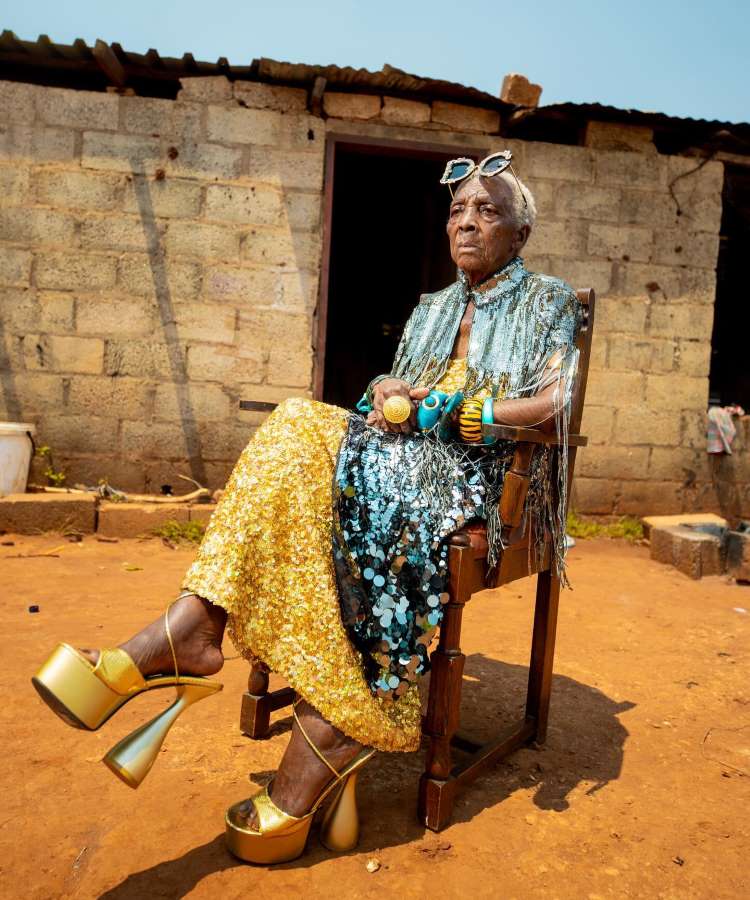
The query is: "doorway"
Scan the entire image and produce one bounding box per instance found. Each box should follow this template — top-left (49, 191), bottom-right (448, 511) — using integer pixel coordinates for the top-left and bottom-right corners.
top-left (319, 139), bottom-right (479, 409)
top-left (710, 164), bottom-right (750, 407)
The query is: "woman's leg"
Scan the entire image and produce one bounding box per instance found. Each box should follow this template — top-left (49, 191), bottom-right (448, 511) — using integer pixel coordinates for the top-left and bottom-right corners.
top-left (237, 699), bottom-right (364, 826)
top-left (79, 592), bottom-right (226, 677)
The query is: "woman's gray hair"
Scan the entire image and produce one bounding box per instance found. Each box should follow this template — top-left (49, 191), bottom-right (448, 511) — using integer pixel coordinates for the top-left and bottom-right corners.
top-left (497, 170), bottom-right (537, 229)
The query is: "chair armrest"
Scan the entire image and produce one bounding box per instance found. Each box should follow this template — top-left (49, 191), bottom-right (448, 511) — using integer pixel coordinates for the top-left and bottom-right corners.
top-left (481, 423), bottom-right (588, 447)
top-left (239, 400), bottom-right (278, 412)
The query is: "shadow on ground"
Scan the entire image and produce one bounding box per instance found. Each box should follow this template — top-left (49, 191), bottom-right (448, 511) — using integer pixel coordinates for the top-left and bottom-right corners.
top-left (98, 655), bottom-right (634, 896)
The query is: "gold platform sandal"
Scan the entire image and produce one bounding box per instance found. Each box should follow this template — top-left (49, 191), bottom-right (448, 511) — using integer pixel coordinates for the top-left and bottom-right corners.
top-left (31, 600), bottom-right (222, 788)
top-left (225, 699), bottom-right (375, 865)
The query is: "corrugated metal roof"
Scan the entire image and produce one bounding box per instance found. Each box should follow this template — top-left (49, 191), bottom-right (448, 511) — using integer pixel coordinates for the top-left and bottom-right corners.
top-left (1, 30), bottom-right (748, 152)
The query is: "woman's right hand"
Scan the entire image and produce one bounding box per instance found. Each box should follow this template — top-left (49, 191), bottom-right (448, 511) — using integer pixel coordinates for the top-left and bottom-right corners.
top-left (367, 379), bottom-right (429, 434)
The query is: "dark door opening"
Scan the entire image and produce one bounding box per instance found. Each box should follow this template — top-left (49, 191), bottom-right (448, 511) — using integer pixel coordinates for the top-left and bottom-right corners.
top-left (710, 164), bottom-right (750, 408)
top-left (321, 143), bottom-right (471, 409)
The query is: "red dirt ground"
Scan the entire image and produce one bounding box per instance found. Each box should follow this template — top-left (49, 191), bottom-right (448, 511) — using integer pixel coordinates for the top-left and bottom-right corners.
top-left (2, 534), bottom-right (748, 899)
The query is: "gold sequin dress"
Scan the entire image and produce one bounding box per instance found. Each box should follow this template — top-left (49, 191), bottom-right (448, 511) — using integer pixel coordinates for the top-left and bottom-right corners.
top-left (183, 358), bottom-right (484, 752)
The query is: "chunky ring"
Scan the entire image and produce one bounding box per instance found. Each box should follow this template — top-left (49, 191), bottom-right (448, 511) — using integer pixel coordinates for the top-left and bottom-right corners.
top-left (458, 398), bottom-right (484, 443)
top-left (382, 395), bottom-right (412, 425)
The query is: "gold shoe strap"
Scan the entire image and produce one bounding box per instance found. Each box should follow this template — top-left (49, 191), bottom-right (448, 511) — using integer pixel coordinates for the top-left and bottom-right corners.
top-left (292, 699), bottom-right (342, 780)
top-left (165, 601), bottom-right (180, 683)
top-left (93, 648), bottom-right (146, 695)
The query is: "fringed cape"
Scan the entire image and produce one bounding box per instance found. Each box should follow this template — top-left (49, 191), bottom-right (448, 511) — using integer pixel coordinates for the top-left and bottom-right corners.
top-left (332, 257), bottom-right (582, 698)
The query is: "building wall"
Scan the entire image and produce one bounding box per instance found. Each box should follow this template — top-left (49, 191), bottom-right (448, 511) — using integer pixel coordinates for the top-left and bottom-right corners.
top-left (0, 77), bottom-right (730, 516)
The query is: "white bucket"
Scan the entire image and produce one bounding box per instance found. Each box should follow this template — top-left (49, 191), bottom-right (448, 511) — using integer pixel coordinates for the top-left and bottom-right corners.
top-left (0, 422), bottom-right (36, 496)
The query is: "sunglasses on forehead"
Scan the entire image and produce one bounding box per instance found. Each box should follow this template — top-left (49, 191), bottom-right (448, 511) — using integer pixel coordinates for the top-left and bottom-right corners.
top-left (440, 150), bottom-right (528, 208)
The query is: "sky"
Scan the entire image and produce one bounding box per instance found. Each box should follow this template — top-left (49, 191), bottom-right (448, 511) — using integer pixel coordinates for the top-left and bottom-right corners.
top-left (4, 0), bottom-right (749, 124)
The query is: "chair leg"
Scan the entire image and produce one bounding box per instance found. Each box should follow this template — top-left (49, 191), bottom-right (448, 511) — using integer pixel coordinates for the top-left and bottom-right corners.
top-left (239, 662), bottom-right (272, 738)
top-left (418, 597), bottom-right (466, 832)
top-left (525, 568), bottom-right (561, 744)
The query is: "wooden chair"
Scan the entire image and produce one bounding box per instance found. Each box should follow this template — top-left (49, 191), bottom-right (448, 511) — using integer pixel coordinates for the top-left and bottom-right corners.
top-left (238, 287), bottom-right (595, 832)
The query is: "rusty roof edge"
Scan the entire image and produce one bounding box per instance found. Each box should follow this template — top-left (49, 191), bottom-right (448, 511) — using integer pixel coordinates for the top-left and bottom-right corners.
top-left (1, 31), bottom-right (748, 139)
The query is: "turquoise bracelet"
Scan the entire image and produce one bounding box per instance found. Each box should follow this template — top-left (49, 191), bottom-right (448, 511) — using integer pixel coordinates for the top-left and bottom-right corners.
top-left (481, 396), bottom-right (497, 445)
top-left (356, 374), bottom-right (393, 413)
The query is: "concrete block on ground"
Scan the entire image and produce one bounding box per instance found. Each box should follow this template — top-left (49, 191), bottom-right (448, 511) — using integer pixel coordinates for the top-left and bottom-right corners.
top-left (98, 502), bottom-right (189, 538)
top-left (649, 523), bottom-right (724, 579)
top-left (0, 492), bottom-right (97, 534)
top-left (188, 503), bottom-right (217, 525)
top-left (641, 512), bottom-right (727, 539)
top-left (726, 531), bottom-right (750, 582)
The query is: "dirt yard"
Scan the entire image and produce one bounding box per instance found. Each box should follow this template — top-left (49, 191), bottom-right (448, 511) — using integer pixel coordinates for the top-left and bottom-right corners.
top-left (2, 534), bottom-right (748, 899)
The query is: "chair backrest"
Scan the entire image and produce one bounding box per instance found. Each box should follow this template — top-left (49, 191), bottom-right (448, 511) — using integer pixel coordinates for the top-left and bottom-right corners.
top-left (569, 288), bottom-right (596, 436)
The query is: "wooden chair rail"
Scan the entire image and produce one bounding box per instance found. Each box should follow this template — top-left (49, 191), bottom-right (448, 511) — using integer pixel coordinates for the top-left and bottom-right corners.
top-left (482, 423), bottom-right (588, 446)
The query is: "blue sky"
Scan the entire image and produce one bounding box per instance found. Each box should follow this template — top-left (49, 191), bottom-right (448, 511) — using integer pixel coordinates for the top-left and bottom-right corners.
top-left (4, 0), bottom-right (749, 123)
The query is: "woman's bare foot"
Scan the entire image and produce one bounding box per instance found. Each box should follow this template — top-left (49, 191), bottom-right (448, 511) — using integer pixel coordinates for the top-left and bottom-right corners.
top-left (80, 593), bottom-right (227, 678)
top-left (237, 699), bottom-right (365, 828)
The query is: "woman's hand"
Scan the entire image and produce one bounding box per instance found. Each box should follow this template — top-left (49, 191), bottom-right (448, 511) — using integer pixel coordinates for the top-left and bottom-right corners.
top-left (366, 378), bottom-right (430, 434)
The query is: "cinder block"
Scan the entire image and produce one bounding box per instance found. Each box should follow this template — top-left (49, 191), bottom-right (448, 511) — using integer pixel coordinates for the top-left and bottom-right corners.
top-left (641, 513), bottom-right (728, 539)
top-left (584, 121), bottom-right (655, 153)
top-left (726, 531), bottom-right (750, 582)
top-left (98, 501), bottom-right (189, 538)
top-left (204, 183), bottom-right (282, 226)
top-left (652, 228), bottom-right (720, 271)
top-left (116, 255), bottom-right (202, 300)
top-left (104, 339), bottom-right (173, 379)
top-left (381, 97), bottom-right (430, 126)
top-left (0, 80), bottom-right (38, 123)
top-left (283, 191), bottom-right (321, 231)
top-left (0, 247), bottom-right (32, 286)
top-left (570, 477), bottom-right (617, 515)
top-left (594, 151), bottom-right (667, 189)
top-left (75, 297), bottom-right (153, 337)
top-left (587, 223), bottom-right (652, 262)
top-left (187, 503), bottom-right (217, 525)
top-left (0, 124), bottom-right (77, 163)
top-left (202, 265), bottom-right (277, 303)
top-left (33, 168), bottom-right (124, 211)
top-left (645, 374), bottom-right (709, 412)
top-left (0, 208), bottom-right (76, 246)
top-left (186, 343), bottom-right (264, 384)
top-left (233, 82), bottom-right (307, 114)
top-left (524, 142), bottom-right (594, 184)
top-left (500, 73), bottom-right (542, 107)
top-left (241, 226), bottom-right (321, 269)
top-left (0, 492), bottom-right (97, 534)
top-left (166, 141), bottom-right (243, 180)
top-left (431, 101), bottom-right (500, 134)
top-left (165, 221), bottom-right (240, 260)
top-left (0, 165), bottom-right (31, 204)
top-left (79, 215), bottom-right (153, 253)
top-left (322, 93), bottom-right (381, 120)
top-left (82, 132), bottom-right (161, 175)
top-left (178, 76), bottom-right (232, 103)
top-left (614, 408), bottom-right (680, 447)
top-left (122, 177), bottom-right (203, 219)
top-left (649, 522), bottom-right (725, 578)
top-left (206, 105), bottom-right (280, 145)
top-left (35, 251), bottom-right (117, 291)
top-left (36, 87), bottom-right (119, 130)
top-left (244, 148), bottom-right (324, 192)
top-left (23, 334), bottom-right (104, 375)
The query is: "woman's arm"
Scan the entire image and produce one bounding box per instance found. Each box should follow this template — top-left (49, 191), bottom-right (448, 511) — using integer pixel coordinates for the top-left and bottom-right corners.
top-left (491, 380), bottom-right (560, 433)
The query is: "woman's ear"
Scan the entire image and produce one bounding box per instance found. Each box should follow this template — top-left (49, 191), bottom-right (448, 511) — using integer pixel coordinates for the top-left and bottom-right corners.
top-left (514, 224), bottom-right (531, 254)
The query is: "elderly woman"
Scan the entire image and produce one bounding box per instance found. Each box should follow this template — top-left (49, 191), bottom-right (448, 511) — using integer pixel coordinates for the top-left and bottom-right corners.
top-left (33, 153), bottom-right (580, 865)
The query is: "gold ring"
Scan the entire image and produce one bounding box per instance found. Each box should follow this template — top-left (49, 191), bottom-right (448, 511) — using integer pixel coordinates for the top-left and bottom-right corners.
top-left (382, 395), bottom-right (412, 424)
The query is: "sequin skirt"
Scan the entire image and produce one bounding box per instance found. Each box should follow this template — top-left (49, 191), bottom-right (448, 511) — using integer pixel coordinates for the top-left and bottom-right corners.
top-left (182, 397), bottom-right (423, 752)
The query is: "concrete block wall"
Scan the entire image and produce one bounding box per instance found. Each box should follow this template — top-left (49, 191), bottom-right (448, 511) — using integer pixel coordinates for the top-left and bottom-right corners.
top-left (0, 76), bottom-right (325, 491)
top-left (0, 76), bottom-right (727, 516)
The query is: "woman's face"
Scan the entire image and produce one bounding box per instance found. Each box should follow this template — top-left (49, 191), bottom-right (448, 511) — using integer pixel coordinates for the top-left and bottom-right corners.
top-left (446, 175), bottom-right (529, 285)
